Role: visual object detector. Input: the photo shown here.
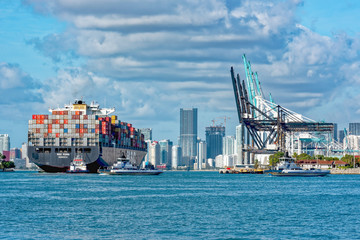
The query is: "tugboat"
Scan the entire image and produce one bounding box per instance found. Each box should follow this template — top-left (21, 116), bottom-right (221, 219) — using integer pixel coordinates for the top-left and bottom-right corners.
top-left (98, 154), bottom-right (163, 175)
top-left (66, 154), bottom-right (89, 173)
top-left (266, 154), bottom-right (330, 177)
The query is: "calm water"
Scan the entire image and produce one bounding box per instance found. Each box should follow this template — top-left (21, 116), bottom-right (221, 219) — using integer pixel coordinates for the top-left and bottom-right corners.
top-left (1, 171), bottom-right (360, 239)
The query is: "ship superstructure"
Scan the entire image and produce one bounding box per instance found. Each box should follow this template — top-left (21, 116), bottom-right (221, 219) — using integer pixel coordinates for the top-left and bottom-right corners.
top-left (28, 100), bottom-right (147, 172)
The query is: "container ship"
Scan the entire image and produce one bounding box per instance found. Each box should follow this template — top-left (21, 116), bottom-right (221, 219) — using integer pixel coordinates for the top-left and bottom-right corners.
top-left (28, 100), bottom-right (147, 173)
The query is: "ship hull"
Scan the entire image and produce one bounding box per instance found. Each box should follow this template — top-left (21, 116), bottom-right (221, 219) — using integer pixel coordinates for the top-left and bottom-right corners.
top-left (28, 146), bottom-right (147, 173)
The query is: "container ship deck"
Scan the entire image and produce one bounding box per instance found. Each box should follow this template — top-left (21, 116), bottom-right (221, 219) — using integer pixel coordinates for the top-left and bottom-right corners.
top-left (28, 100), bottom-right (147, 173)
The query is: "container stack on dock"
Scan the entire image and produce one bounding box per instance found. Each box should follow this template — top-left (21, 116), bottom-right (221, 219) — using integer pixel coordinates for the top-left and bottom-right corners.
top-left (28, 110), bottom-right (146, 150)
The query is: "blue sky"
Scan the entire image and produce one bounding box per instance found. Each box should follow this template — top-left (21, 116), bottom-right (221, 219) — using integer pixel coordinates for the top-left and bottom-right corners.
top-left (1, 0), bottom-right (360, 147)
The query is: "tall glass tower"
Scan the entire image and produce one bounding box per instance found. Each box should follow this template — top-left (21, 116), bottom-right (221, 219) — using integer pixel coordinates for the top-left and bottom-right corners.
top-left (349, 123), bottom-right (360, 136)
top-left (180, 108), bottom-right (198, 166)
top-left (205, 126), bottom-right (225, 159)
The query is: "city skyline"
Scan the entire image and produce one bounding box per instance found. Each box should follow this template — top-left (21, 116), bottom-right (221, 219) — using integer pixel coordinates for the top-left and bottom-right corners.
top-left (2, 1), bottom-right (360, 147)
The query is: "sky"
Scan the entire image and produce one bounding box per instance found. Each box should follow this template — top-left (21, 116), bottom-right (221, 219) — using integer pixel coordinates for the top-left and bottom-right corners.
top-left (1, 0), bottom-right (360, 148)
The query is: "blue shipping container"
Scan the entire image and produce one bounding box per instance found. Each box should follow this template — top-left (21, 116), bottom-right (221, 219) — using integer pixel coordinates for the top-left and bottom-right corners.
top-left (76, 124), bottom-right (80, 129)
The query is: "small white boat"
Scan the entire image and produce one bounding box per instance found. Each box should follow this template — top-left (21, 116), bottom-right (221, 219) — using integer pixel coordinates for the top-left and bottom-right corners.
top-left (268, 156), bottom-right (330, 177)
top-left (98, 155), bottom-right (163, 175)
top-left (66, 154), bottom-right (89, 173)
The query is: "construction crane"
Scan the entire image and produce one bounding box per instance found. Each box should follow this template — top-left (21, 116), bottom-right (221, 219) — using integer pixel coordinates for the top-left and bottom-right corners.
top-left (211, 116), bottom-right (231, 128)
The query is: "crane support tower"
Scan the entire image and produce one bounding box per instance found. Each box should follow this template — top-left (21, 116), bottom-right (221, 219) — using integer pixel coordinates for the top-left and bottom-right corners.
top-left (230, 55), bottom-right (334, 154)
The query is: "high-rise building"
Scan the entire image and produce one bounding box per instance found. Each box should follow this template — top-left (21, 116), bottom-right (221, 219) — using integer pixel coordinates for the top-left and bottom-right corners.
top-left (349, 123), bottom-right (360, 136)
top-left (197, 140), bottom-right (207, 170)
top-left (148, 141), bottom-right (160, 167)
top-left (205, 126), bottom-right (225, 159)
top-left (339, 130), bottom-right (345, 144)
top-left (180, 108), bottom-right (198, 165)
top-left (344, 135), bottom-right (360, 150)
top-left (171, 145), bottom-right (182, 169)
top-left (0, 134), bottom-right (10, 154)
top-left (159, 139), bottom-right (173, 167)
top-left (10, 148), bottom-right (21, 160)
top-left (22, 142), bottom-right (32, 168)
top-left (333, 123), bottom-right (338, 141)
top-left (140, 128), bottom-right (152, 141)
top-left (223, 136), bottom-right (235, 155)
top-left (235, 124), bottom-right (243, 164)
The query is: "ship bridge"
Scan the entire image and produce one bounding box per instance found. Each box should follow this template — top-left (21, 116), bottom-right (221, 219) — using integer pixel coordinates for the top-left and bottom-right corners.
top-left (49, 100), bottom-right (115, 116)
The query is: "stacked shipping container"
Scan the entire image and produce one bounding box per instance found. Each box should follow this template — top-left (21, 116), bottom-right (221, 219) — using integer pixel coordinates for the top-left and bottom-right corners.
top-left (28, 110), bottom-right (146, 150)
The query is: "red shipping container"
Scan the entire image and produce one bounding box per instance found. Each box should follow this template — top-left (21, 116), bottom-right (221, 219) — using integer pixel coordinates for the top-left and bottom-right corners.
top-left (60, 124), bottom-right (64, 129)
top-left (36, 128), bottom-right (40, 133)
top-left (48, 129), bottom-right (52, 133)
top-left (80, 129), bottom-right (84, 133)
top-left (95, 124), bottom-right (99, 129)
top-left (32, 115), bottom-right (37, 119)
top-left (64, 119), bottom-right (68, 124)
top-left (48, 124), bottom-right (52, 129)
top-left (60, 111), bottom-right (64, 115)
top-left (75, 111), bottom-right (80, 115)
top-left (44, 133), bottom-right (48, 138)
top-left (56, 119), bottom-right (60, 124)
top-left (79, 111), bottom-right (83, 115)
top-left (80, 124), bottom-right (83, 128)
top-left (56, 133), bottom-right (60, 138)
top-left (40, 120), bottom-right (44, 124)
top-left (36, 120), bottom-right (41, 124)
top-left (52, 119), bottom-right (56, 124)
top-left (40, 115), bottom-right (45, 120)
top-left (95, 129), bottom-right (99, 133)
top-left (44, 115), bottom-right (48, 119)
top-left (83, 115), bottom-right (88, 120)
top-left (106, 117), bottom-right (110, 122)
top-left (79, 133), bottom-right (84, 138)
top-left (72, 115), bottom-right (76, 120)
top-left (63, 111), bottom-right (68, 115)
top-left (76, 129), bottom-right (80, 133)
top-left (84, 129), bottom-right (88, 133)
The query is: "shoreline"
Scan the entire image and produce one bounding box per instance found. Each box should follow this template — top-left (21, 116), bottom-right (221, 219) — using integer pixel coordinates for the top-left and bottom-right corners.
top-left (331, 168), bottom-right (360, 174)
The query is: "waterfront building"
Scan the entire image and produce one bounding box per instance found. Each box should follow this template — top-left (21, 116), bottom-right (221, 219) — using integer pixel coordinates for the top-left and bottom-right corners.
top-left (214, 155), bottom-right (224, 168)
top-left (159, 139), bottom-right (173, 167)
top-left (22, 142), bottom-right (33, 168)
top-left (180, 108), bottom-right (198, 166)
top-left (343, 135), bottom-right (360, 150)
top-left (2, 151), bottom-right (10, 161)
top-left (0, 134), bottom-right (10, 154)
top-left (349, 123), bottom-right (360, 136)
top-left (205, 126), bottom-right (225, 159)
top-left (207, 158), bottom-right (214, 168)
top-left (140, 128), bottom-right (152, 141)
top-left (223, 136), bottom-right (235, 155)
top-left (223, 154), bottom-right (236, 168)
top-left (171, 145), bottom-right (182, 169)
top-left (148, 141), bottom-right (160, 167)
top-left (10, 148), bottom-right (21, 160)
top-left (197, 140), bottom-right (207, 170)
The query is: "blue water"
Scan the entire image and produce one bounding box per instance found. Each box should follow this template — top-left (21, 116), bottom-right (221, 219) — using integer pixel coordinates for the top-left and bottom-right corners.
top-left (1, 171), bottom-right (360, 239)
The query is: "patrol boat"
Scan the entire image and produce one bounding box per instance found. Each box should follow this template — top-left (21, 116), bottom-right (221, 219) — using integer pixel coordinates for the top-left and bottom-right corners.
top-left (267, 156), bottom-right (330, 177)
top-left (98, 154), bottom-right (163, 175)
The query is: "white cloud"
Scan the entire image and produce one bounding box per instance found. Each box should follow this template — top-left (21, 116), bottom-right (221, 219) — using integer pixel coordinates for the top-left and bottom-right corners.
top-left (20, 0), bottom-right (360, 141)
